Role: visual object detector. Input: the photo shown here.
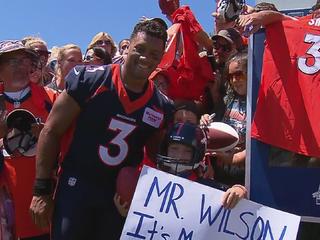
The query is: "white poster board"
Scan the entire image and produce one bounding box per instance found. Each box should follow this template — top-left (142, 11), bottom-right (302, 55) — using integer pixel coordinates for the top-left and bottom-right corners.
top-left (121, 166), bottom-right (301, 240)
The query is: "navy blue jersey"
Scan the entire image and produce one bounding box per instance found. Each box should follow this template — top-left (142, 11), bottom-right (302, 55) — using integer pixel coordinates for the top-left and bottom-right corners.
top-left (61, 64), bottom-right (174, 184)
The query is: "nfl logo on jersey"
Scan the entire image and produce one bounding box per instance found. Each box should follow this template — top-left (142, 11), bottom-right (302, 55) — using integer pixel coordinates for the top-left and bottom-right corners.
top-left (312, 185), bottom-right (320, 206)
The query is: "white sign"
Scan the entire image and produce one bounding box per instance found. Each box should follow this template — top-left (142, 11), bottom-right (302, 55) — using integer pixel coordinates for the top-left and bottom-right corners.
top-left (121, 166), bottom-right (301, 240)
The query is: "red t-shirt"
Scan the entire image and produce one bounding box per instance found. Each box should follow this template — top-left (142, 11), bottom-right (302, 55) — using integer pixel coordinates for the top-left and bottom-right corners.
top-left (251, 17), bottom-right (320, 157)
top-left (157, 6), bottom-right (213, 101)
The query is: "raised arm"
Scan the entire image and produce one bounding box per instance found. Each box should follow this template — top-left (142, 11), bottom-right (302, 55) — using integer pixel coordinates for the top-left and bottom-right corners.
top-left (236, 10), bottom-right (296, 35)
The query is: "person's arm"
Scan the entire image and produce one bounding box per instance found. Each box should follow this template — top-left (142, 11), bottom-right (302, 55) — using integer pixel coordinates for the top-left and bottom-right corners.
top-left (194, 30), bottom-right (213, 52)
top-left (232, 149), bottom-right (246, 165)
top-left (30, 90), bottom-right (81, 228)
top-left (215, 149), bottom-right (246, 165)
top-left (36, 91), bottom-right (81, 178)
top-left (236, 10), bottom-right (296, 35)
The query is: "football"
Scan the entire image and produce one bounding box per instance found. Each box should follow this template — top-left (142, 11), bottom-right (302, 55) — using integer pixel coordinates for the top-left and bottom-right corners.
top-left (203, 122), bottom-right (239, 152)
top-left (116, 166), bottom-right (140, 204)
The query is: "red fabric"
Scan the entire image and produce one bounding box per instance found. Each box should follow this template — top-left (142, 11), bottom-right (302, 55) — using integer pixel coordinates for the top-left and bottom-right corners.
top-left (1, 85), bottom-right (51, 238)
top-left (45, 86), bottom-right (60, 103)
top-left (158, 6), bottom-right (213, 101)
top-left (139, 152), bottom-right (156, 171)
top-left (251, 18), bottom-right (320, 157)
top-left (171, 6), bottom-right (203, 37)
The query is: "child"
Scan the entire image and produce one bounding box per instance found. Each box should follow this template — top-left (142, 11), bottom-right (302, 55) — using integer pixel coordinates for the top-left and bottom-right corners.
top-left (114, 122), bottom-right (247, 216)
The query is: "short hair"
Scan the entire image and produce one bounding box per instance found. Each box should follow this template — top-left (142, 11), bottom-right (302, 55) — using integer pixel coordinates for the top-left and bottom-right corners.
top-left (118, 38), bottom-right (130, 49)
top-left (130, 19), bottom-right (168, 48)
top-left (254, 2), bottom-right (278, 12)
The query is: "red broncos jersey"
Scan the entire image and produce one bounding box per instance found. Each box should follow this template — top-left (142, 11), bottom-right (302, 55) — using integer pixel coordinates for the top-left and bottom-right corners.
top-left (251, 17), bottom-right (320, 157)
top-left (156, 6), bottom-right (213, 101)
top-left (1, 83), bottom-right (51, 238)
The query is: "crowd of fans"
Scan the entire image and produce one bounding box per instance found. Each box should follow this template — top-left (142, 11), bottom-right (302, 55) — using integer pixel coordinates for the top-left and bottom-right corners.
top-left (0, 0), bottom-right (319, 239)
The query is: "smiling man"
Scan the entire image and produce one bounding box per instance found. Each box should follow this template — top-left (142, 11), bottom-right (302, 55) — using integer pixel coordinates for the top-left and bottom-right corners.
top-left (29, 19), bottom-right (174, 240)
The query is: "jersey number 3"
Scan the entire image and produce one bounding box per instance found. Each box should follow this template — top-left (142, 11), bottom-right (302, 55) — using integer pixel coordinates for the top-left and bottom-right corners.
top-left (99, 119), bottom-right (136, 166)
top-left (298, 33), bottom-right (320, 75)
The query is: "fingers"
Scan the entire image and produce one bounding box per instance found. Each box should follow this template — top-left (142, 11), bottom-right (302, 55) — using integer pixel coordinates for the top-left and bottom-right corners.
top-left (200, 114), bottom-right (210, 126)
top-left (29, 196), bottom-right (52, 229)
top-left (222, 189), bottom-right (239, 209)
top-left (114, 193), bottom-right (129, 217)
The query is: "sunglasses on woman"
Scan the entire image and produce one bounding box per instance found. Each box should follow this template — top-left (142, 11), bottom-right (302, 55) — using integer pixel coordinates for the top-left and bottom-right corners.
top-left (95, 40), bottom-right (111, 46)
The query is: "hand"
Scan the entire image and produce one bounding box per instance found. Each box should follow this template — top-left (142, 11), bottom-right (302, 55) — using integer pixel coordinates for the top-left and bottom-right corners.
top-left (113, 193), bottom-right (129, 218)
top-left (29, 195), bottom-right (54, 229)
top-left (236, 13), bottom-right (262, 36)
top-left (200, 114), bottom-right (211, 127)
top-left (313, 9), bottom-right (320, 18)
top-left (221, 185), bottom-right (247, 209)
top-left (201, 158), bottom-right (214, 179)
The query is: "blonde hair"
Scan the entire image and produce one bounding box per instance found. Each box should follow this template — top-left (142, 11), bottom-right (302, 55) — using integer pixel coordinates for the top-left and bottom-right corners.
top-left (87, 32), bottom-right (117, 57)
top-left (57, 44), bottom-right (81, 63)
top-left (55, 44), bottom-right (82, 78)
top-left (22, 36), bottom-right (48, 49)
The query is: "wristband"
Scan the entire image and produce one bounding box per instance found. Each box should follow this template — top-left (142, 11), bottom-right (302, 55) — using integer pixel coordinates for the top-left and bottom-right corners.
top-left (33, 178), bottom-right (54, 196)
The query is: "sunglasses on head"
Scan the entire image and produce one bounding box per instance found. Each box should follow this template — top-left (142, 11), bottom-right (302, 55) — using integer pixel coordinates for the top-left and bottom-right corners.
top-left (95, 40), bottom-right (111, 46)
top-left (212, 40), bottom-right (231, 52)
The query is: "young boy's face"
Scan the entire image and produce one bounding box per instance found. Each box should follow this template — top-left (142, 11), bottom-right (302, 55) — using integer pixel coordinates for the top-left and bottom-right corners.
top-left (167, 143), bottom-right (193, 163)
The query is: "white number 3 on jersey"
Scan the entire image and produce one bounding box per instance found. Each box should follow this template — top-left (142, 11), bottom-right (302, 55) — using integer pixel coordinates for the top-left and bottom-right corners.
top-left (99, 118), bottom-right (136, 166)
top-left (298, 33), bottom-right (320, 75)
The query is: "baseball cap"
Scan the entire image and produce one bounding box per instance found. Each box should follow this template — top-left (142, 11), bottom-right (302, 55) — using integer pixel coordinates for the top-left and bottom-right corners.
top-left (211, 28), bottom-right (243, 51)
top-left (0, 40), bottom-right (38, 58)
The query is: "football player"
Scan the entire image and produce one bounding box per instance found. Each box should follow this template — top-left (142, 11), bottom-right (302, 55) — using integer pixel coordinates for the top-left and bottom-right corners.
top-left (29, 19), bottom-right (174, 240)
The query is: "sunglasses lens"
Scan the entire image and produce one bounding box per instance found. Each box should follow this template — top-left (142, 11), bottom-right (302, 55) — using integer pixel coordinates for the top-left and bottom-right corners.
top-left (96, 40), bottom-right (111, 45)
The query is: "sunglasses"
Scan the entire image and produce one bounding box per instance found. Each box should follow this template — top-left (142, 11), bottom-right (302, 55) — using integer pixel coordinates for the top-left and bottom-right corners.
top-left (212, 40), bottom-right (231, 52)
top-left (95, 40), bottom-right (111, 46)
